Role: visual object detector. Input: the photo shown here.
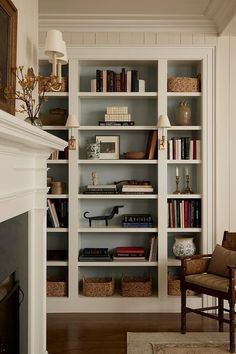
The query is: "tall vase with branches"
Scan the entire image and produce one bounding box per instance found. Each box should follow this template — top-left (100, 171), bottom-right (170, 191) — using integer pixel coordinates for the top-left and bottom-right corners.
top-left (5, 66), bottom-right (60, 127)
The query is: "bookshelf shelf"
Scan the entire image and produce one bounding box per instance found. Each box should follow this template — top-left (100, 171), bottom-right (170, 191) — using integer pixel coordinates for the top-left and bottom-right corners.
top-left (78, 226), bottom-right (158, 232)
top-left (78, 194), bottom-right (158, 199)
top-left (78, 92), bottom-right (158, 98)
top-left (78, 261), bottom-right (158, 267)
top-left (79, 126), bottom-right (157, 131)
top-left (78, 159), bottom-right (158, 164)
top-left (40, 46), bottom-right (213, 313)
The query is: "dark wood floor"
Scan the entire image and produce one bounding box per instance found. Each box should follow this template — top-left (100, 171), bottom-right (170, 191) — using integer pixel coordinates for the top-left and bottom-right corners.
top-left (47, 313), bottom-right (219, 354)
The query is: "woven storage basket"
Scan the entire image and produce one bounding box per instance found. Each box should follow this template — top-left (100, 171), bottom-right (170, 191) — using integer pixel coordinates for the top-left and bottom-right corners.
top-left (47, 280), bottom-right (67, 297)
top-left (83, 277), bottom-right (114, 297)
top-left (121, 275), bottom-right (152, 297)
top-left (167, 76), bottom-right (200, 92)
top-left (168, 275), bottom-right (195, 296)
top-left (38, 76), bottom-right (68, 93)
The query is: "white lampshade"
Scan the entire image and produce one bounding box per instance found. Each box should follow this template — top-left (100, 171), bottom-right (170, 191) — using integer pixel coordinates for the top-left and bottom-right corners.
top-left (65, 114), bottom-right (79, 128)
top-left (157, 114), bottom-right (171, 128)
top-left (49, 40), bottom-right (68, 65)
top-left (45, 30), bottom-right (64, 57)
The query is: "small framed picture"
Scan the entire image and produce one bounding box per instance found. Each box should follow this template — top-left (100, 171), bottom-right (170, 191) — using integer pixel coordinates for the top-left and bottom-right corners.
top-left (96, 135), bottom-right (120, 159)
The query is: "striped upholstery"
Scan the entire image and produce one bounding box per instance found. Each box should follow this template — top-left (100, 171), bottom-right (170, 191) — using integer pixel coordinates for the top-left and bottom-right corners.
top-left (185, 273), bottom-right (229, 293)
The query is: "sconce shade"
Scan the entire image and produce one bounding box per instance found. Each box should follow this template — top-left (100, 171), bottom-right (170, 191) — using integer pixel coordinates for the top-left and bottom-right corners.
top-left (45, 30), bottom-right (64, 57)
top-left (49, 40), bottom-right (68, 65)
top-left (157, 114), bottom-right (171, 128)
top-left (65, 114), bottom-right (79, 128)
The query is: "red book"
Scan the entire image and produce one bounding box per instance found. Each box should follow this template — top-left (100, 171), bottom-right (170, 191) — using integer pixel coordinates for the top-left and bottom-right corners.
top-left (116, 247), bottom-right (145, 254)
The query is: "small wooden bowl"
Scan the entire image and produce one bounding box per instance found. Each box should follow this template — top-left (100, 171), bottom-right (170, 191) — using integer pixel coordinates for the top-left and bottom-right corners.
top-left (123, 152), bottom-right (146, 159)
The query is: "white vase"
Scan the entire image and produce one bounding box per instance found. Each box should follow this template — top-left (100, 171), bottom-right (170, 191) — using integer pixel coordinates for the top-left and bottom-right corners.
top-left (172, 236), bottom-right (196, 258)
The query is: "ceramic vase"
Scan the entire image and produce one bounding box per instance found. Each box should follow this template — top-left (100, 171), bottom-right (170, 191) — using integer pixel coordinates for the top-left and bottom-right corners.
top-left (172, 236), bottom-right (196, 258)
top-left (175, 101), bottom-right (191, 126)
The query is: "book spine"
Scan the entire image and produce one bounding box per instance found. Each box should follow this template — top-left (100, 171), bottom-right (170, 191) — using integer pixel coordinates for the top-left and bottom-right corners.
top-left (116, 247), bottom-right (145, 253)
top-left (131, 70), bottom-right (139, 92)
top-left (96, 69), bottom-right (102, 92)
top-left (99, 121), bottom-right (134, 126)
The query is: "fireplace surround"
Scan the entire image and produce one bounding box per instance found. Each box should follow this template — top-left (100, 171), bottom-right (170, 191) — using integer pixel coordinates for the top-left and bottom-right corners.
top-left (0, 110), bottom-right (67, 354)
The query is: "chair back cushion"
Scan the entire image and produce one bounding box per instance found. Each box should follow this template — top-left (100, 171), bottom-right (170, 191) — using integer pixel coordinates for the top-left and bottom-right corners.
top-left (207, 244), bottom-right (236, 277)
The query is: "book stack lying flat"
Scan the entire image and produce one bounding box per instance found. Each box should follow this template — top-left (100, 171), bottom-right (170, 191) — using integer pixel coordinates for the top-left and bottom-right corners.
top-left (121, 183), bottom-right (154, 194)
top-left (83, 184), bottom-right (118, 194)
top-left (122, 214), bottom-right (153, 228)
top-left (113, 246), bottom-right (146, 261)
top-left (78, 248), bottom-right (112, 261)
top-left (99, 106), bottom-right (135, 126)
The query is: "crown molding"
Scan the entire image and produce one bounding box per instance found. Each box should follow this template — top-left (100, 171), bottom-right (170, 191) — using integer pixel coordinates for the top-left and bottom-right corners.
top-left (205, 0), bottom-right (236, 34)
top-left (39, 14), bottom-right (217, 33)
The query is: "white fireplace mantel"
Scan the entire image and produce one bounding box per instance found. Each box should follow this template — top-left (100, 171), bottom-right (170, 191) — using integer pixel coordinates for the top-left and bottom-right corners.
top-left (0, 109), bottom-right (67, 354)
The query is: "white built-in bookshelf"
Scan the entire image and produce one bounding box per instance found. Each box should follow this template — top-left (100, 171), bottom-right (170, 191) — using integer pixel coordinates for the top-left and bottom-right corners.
top-left (40, 46), bottom-right (214, 313)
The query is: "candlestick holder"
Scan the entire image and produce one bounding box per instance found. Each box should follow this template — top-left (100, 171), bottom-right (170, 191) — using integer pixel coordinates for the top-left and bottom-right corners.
top-left (182, 174), bottom-right (193, 194)
top-left (173, 176), bottom-right (181, 194)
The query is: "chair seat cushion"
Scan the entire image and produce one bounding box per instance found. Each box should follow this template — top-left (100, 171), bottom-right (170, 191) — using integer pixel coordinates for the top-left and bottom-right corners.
top-left (185, 273), bottom-right (229, 292)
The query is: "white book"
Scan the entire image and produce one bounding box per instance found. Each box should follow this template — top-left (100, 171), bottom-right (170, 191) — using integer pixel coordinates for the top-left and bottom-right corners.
top-left (126, 71), bottom-right (132, 92)
top-left (196, 140), bottom-right (201, 160)
top-left (91, 79), bottom-right (96, 92)
top-left (47, 200), bottom-right (60, 227)
top-left (106, 106), bottom-right (129, 114)
top-left (102, 70), bottom-right (107, 92)
top-left (189, 140), bottom-right (194, 160)
top-left (149, 236), bottom-right (155, 262)
top-left (177, 139), bottom-right (181, 160)
top-left (138, 79), bottom-right (145, 92)
top-left (168, 139), bottom-right (173, 160)
top-left (87, 184), bottom-right (116, 189)
top-left (122, 187), bottom-right (154, 192)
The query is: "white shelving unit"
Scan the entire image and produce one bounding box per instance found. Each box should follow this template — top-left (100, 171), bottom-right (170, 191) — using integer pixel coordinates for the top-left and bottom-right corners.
top-left (40, 46), bottom-right (214, 313)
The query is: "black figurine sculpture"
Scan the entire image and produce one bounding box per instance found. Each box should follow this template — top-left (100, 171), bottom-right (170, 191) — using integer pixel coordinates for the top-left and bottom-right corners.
top-left (83, 205), bottom-right (124, 227)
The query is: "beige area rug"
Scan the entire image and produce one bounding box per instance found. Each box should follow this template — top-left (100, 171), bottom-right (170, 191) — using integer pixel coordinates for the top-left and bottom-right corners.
top-left (127, 332), bottom-right (230, 354)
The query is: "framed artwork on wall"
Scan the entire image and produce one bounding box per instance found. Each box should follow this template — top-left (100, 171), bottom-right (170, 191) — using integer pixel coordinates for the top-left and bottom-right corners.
top-left (0, 0), bottom-right (17, 115)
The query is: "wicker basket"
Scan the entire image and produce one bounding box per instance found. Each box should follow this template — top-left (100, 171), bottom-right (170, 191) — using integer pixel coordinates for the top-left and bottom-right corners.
top-left (121, 275), bottom-right (152, 297)
top-left (167, 76), bottom-right (200, 92)
top-left (38, 76), bottom-right (68, 93)
top-left (83, 277), bottom-right (114, 297)
top-left (47, 280), bottom-right (67, 297)
top-left (168, 275), bottom-right (195, 296)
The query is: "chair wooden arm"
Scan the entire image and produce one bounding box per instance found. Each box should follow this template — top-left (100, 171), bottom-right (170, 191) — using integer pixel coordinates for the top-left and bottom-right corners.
top-left (181, 254), bottom-right (212, 275)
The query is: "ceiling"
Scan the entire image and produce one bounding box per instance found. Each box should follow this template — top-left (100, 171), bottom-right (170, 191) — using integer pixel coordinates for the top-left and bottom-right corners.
top-left (38, 0), bottom-right (236, 34)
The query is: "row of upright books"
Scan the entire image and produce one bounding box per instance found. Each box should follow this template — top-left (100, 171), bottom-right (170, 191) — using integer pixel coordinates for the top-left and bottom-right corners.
top-left (47, 199), bottom-right (68, 228)
top-left (91, 68), bottom-right (145, 92)
top-left (168, 138), bottom-right (201, 160)
top-left (167, 199), bottom-right (201, 228)
top-left (49, 147), bottom-right (69, 160)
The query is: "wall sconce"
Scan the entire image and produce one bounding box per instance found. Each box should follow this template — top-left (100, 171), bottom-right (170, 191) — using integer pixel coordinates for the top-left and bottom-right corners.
top-left (44, 29), bottom-right (65, 76)
top-left (65, 114), bottom-right (79, 150)
top-left (49, 40), bottom-right (68, 83)
top-left (157, 114), bottom-right (171, 150)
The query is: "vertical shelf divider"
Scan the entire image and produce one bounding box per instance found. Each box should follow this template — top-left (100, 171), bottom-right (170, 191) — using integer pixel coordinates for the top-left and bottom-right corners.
top-left (68, 58), bottom-right (79, 300)
top-left (157, 59), bottom-right (168, 298)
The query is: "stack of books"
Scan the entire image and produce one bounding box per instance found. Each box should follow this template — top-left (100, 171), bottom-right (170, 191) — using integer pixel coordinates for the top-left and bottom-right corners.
top-left (122, 214), bottom-right (153, 228)
top-left (99, 106), bottom-right (134, 126)
top-left (78, 248), bottom-right (112, 261)
top-left (121, 182), bottom-right (154, 194)
top-left (113, 246), bottom-right (146, 261)
top-left (83, 184), bottom-right (118, 194)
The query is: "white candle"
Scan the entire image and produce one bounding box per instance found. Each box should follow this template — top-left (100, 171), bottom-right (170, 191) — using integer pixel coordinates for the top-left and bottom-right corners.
top-left (186, 168), bottom-right (189, 176)
top-left (176, 167), bottom-right (179, 177)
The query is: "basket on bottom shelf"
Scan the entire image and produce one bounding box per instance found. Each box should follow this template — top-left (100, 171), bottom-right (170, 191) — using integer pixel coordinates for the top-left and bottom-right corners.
top-left (121, 275), bottom-right (152, 297)
top-left (83, 276), bottom-right (114, 297)
top-left (47, 280), bottom-right (68, 297)
top-left (168, 274), bottom-right (195, 296)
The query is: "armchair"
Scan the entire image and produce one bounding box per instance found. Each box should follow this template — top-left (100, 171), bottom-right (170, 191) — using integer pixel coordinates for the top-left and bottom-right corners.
top-left (181, 231), bottom-right (236, 353)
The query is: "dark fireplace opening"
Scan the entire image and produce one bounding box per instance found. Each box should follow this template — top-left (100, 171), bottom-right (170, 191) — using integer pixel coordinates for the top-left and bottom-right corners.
top-left (0, 272), bottom-right (20, 354)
